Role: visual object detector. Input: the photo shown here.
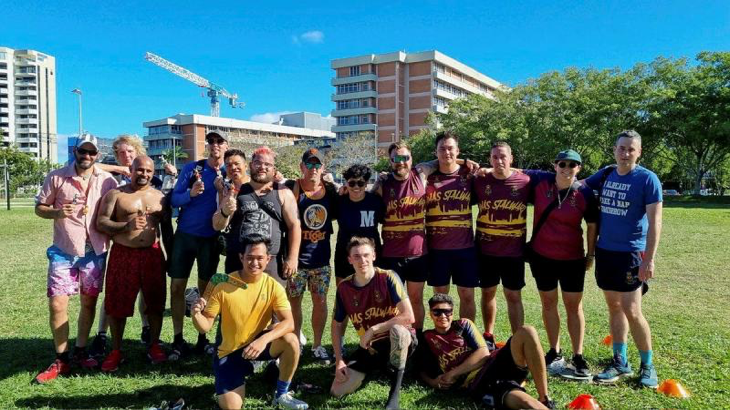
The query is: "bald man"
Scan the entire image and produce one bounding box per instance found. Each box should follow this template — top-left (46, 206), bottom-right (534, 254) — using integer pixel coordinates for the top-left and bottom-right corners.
top-left (96, 156), bottom-right (168, 371)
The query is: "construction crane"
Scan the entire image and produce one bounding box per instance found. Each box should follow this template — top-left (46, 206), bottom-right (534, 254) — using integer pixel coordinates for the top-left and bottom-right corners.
top-left (144, 52), bottom-right (244, 117)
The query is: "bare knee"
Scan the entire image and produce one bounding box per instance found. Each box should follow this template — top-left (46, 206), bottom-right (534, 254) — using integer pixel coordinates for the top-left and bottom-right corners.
top-left (515, 324), bottom-right (539, 341)
top-left (170, 280), bottom-right (186, 297)
top-left (79, 295), bottom-right (98, 310)
top-left (281, 332), bottom-right (299, 350)
top-left (49, 298), bottom-right (67, 314)
top-left (504, 290), bottom-right (522, 306)
top-left (540, 293), bottom-right (559, 311)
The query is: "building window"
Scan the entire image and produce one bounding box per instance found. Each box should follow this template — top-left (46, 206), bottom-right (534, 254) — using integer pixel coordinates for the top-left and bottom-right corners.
top-left (0, 52), bottom-right (6, 60)
top-left (349, 66), bottom-right (360, 77)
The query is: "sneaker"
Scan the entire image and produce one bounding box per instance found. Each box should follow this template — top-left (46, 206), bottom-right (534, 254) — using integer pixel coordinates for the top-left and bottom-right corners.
top-left (204, 343), bottom-right (216, 356)
top-left (194, 336), bottom-right (209, 355)
top-left (147, 342), bottom-right (167, 364)
top-left (540, 397), bottom-right (556, 409)
top-left (544, 348), bottom-right (565, 376)
top-left (272, 391), bottom-right (309, 409)
top-left (311, 345), bottom-right (332, 365)
top-left (73, 348), bottom-right (99, 369)
top-left (638, 363), bottom-right (658, 388)
top-left (482, 332), bottom-right (497, 352)
top-left (560, 354), bottom-right (592, 380)
top-left (88, 333), bottom-right (108, 362)
top-left (299, 331), bottom-right (307, 348)
top-left (140, 326), bottom-right (151, 346)
top-left (101, 349), bottom-right (124, 372)
top-left (33, 359), bottom-right (70, 384)
top-left (594, 354), bottom-right (633, 384)
top-left (168, 340), bottom-right (190, 361)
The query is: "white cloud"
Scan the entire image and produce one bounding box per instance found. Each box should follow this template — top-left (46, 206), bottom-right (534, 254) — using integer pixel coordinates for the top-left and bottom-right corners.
top-left (292, 30), bottom-right (324, 45)
top-left (249, 111), bottom-right (295, 124)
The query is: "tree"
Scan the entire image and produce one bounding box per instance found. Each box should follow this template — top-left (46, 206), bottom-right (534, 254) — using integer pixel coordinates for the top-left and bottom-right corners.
top-left (161, 145), bottom-right (188, 167)
top-left (328, 132), bottom-right (377, 177)
top-left (273, 144), bottom-right (304, 179)
top-left (0, 147), bottom-right (60, 194)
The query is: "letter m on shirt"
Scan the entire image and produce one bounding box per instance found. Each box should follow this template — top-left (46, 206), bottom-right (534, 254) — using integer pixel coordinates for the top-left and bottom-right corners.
top-left (360, 210), bottom-right (375, 227)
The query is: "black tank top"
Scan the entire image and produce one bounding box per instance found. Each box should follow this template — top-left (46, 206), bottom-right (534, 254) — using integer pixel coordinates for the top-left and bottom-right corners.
top-left (294, 180), bottom-right (336, 269)
top-left (232, 183), bottom-right (285, 255)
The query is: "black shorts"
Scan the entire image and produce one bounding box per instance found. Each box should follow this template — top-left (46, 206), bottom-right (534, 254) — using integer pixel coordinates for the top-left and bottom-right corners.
top-left (595, 247), bottom-right (645, 292)
top-left (346, 334), bottom-right (417, 375)
top-left (427, 248), bottom-right (479, 288)
top-left (478, 254), bottom-right (525, 290)
top-left (529, 252), bottom-right (586, 292)
top-left (378, 255), bottom-right (429, 283)
top-left (213, 343), bottom-right (274, 395)
top-left (469, 338), bottom-right (528, 408)
top-left (168, 230), bottom-right (221, 282)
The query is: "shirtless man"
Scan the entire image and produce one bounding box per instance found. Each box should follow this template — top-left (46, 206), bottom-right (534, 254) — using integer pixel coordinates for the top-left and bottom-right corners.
top-left (96, 156), bottom-right (168, 371)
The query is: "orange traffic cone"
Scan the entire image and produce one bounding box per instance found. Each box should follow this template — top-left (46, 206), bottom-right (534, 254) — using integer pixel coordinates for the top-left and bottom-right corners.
top-left (495, 341), bottom-right (506, 349)
top-left (568, 394), bottom-right (601, 410)
top-left (658, 379), bottom-right (690, 398)
top-left (601, 334), bottom-right (612, 346)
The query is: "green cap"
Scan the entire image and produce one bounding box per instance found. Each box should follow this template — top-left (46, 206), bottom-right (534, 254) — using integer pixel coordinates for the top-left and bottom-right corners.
top-left (554, 149), bottom-right (582, 164)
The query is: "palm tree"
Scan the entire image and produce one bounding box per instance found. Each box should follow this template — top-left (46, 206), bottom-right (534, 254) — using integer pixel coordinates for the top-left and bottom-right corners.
top-left (162, 146), bottom-right (188, 169)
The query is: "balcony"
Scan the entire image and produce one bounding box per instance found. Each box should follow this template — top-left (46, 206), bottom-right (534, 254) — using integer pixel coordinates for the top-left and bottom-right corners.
top-left (18, 145), bottom-right (39, 154)
top-left (15, 136), bottom-right (37, 143)
top-left (331, 107), bottom-right (377, 117)
top-left (331, 73), bottom-right (377, 86)
top-left (15, 108), bottom-right (38, 115)
top-left (15, 79), bottom-right (36, 86)
top-left (16, 118), bottom-right (38, 124)
top-left (0, 108), bottom-right (8, 114)
top-left (0, 98), bottom-right (8, 103)
top-left (16, 89), bottom-right (37, 97)
top-left (332, 123), bottom-right (377, 133)
top-left (332, 90), bottom-right (377, 101)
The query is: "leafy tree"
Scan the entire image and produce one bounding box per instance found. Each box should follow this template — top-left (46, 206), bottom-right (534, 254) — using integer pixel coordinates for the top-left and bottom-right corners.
top-left (328, 132), bottom-right (377, 177)
top-left (161, 145), bottom-right (188, 167)
top-left (0, 147), bottom-right (60, 194)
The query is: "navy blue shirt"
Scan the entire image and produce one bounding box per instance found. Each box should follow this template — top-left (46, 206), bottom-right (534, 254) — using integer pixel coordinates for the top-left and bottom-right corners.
top-left (171, 160), bottom-right (225, 238)
top-left (336, 192), bottom-right (383, 254)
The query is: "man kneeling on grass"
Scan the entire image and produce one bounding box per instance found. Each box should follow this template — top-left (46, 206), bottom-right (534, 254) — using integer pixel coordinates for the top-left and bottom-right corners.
top-left (191, 236), bottom-right (308, 409)
top-left (416, 293), bottom-right (555, 409)
top-left (330, 236), bottom-right (416, 410)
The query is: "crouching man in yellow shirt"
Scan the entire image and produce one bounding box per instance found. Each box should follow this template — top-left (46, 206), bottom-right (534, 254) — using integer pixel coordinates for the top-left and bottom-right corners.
top-left (191, 236), bottom-right (308, 409)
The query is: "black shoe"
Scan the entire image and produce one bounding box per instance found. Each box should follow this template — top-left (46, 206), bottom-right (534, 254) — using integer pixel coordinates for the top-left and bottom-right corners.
top-left (88, 333), bottom-right (108, 362)
top-left (168, 339), bottom-right (191, 361)
top-left (141, 326), bottom-right (151, 346)
top-left (572, 354), bottom-right (591, 378)
top-left (540, 397), bottom-right (556, 409)
top-left (544, 348), bottom-right (565, 376)
top-left (193, 335), bottom-right (209, 355)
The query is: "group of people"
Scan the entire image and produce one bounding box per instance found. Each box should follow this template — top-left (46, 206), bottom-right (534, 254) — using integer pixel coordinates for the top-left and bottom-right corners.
top-left (32, 127), bottom-right (662, 410)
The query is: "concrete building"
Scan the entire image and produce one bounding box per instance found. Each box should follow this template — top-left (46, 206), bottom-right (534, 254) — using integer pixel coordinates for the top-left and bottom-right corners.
top-left (67, 134), bottom-right (116, 165)
top-left (142, 113), bottom-right (335, 171)
top-left (0, 47), bottom-right (57, 162)
top-left (331, 50), bottom-right (504, 150)
top-left (279, 111), bottom-right (335, 132)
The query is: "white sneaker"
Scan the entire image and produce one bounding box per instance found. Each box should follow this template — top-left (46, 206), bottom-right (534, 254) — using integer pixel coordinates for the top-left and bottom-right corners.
top-left (272, 391), bottom-right (309, 409)
top-left (299, 331), bottom-right (307, 347)
top-left (311, 345), bottom-right (332, 365)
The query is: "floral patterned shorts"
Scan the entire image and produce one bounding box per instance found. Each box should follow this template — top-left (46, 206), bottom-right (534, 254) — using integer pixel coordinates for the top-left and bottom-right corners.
top-left (286, 266), bottom-right (331, 297)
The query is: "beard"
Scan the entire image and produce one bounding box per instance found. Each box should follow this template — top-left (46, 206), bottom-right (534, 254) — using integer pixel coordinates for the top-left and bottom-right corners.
top-left (393, 164), bottom-right (409, 178)
top-left (75, 156), bottom-right (93, 170)
top-left (252, 172), bottom-right (272, 184)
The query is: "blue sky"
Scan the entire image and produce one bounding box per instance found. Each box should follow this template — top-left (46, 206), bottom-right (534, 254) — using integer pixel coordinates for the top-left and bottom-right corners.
top-left (2, 0), bottom-right (728, 162)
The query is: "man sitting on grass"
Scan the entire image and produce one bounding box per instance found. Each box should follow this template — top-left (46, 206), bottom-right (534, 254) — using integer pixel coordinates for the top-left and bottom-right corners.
top-left (191, 236), bottom-right (308, 409)
top-left (416, 293), bottom-right (555, 409)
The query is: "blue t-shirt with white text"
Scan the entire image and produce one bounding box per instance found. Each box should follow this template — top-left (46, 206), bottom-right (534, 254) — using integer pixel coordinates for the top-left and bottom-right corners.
top-left (585, 165), bottom-right (662, 252)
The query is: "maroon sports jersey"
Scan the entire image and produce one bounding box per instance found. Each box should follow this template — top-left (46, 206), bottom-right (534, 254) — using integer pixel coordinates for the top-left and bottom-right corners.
top-left (381, 170), bottom-right (427, 258)
top-left (474, 172), bottom-right (530, 257)
top-left (425, 165), bottom-right (474, 250)
top-left (333, 268), bottom-right (407, 342)
top-left (418, 319), bottom-right (488, 388)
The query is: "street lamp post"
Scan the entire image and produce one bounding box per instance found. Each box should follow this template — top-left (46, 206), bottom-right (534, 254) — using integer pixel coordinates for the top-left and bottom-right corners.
top-left (71, 89), bottom-right (83, 138)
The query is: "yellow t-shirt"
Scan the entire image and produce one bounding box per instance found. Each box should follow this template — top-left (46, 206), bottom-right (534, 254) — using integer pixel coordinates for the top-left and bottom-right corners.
top-left (203, 273), bottom-right (291, 358)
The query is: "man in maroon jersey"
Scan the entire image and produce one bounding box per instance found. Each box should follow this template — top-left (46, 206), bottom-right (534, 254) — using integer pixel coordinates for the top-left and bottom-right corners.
top-left (330, 237), bottom-right (416, 410)
top-left (474, 141), bottom-right (531, 343)
top-left (417, 293), bottom-right (554, 409)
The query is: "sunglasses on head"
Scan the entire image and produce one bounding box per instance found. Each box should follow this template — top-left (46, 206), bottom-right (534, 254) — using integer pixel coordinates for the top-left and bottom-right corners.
top-left (305, 162), bottom-right (323, 170)
top-left (557, 161), bottom-right (578, 169)
top-left (392, 154), bottom-right (410, 163)
top-left (77, 147), bottom-right (98, 156)
top-left (348, 180), bottom-right (366, 188)
top-left (431, 308), bottom-right (453, 317)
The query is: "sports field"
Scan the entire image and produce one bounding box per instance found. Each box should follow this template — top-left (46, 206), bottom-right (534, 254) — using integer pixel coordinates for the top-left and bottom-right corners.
top-left (0, 198), bottom-right (728, 409)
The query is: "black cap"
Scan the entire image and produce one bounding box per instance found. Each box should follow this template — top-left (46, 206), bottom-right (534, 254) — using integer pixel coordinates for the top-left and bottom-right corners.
top-left (301, 147), bottom-right (325, 164)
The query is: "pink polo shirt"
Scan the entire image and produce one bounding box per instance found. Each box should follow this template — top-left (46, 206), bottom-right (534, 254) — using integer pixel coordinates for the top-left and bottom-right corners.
top-left (36, 163), bottom-right (117, 257)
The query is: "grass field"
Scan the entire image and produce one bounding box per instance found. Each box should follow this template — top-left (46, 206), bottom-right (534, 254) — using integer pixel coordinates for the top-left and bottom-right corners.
top-left (0, 198), bottom-right (728, 409)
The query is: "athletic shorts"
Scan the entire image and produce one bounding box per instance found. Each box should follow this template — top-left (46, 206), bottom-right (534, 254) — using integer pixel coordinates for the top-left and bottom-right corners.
top-left (378, 255), bottom-right (429, 283)
top-left (595, 247), bottom-right (645, 292)
top-left (168, 230), bottom-right (220, 282)
top-left (529, 252), bottom-right (586, 292)
top-left (46, 244), bottom-right (106, 298)
top-left (346, 330), bottom-right (417, 375)
top-left (213, 343), bottom-right (274, 395)
top-left (427, 248), bottom-right (479, 288)
top-left (287, 266), bottom-right (331, 298)
top-left (478, 254), bottom-right (526, 291)
top-left (469, 338), bottom-right (528, 408)
top-left (105, 242), bottom-right (166, 318)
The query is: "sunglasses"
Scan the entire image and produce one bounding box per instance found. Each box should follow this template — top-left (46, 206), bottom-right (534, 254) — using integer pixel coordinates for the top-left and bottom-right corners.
top-left (348, 180), bottom-right (366, 188)
top-left (77, 148), bottom-right (98, 156)
top-left (305, 162), bottom-right (323, 170)
top-left (557, 161), bottom-right (579, 169)
top-left (392, 154), bottom-right (410, 163)
top-left (431, 308), bottom-right (453, 317)
top-left (207, 139), bottom-right (226, 145)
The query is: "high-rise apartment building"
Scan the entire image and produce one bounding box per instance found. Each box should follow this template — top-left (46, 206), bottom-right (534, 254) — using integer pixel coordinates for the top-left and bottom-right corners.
top-left (331, 50), bottom-right (504, 151)
top-left (0, 47), bottom-right (57, 162)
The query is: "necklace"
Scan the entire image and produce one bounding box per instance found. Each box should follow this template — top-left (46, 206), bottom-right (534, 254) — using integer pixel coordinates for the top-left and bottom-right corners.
top-left (556, 184), bottom-right (573, 209)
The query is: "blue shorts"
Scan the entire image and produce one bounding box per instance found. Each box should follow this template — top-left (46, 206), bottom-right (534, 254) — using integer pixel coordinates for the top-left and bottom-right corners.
top-left (213, 343), bottom-right (274, 395)
top-left (427, 248), bottom-right (479, 288)
top-left (595, 247), bottom-right (645, 293)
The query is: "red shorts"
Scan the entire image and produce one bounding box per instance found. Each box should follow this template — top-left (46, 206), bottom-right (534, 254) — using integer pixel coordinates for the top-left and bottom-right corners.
top-left (105, 242), bottom-right (166, 318)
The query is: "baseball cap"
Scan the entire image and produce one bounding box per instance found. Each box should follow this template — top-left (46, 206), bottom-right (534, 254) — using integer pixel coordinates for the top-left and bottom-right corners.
top-left (76, 133), bottom-right (99, 150)
top-left (205, 130), bottom-right (229, 142)
top-left (301, 147), bottom-right (325, 164)
top-left (554, 149), bottom-right (582, 164)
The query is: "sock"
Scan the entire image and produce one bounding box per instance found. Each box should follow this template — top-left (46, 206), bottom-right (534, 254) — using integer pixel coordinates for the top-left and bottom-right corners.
top-left (275, 379), bottom-right (291, 398)
top-left (97, 331), bottom-right (107, 337)
top-left (57, 351), bottom-right (70, 363)
top-left (174, 333), bottom-right (184, 344)
top-left (639, 350), bottom-right (653, 366)
top-left (613, 342), bottom-right (628, 365)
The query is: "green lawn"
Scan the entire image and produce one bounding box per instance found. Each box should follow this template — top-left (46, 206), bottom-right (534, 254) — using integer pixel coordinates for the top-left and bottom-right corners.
top-left (0, 199), bottom-right (728, 409)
